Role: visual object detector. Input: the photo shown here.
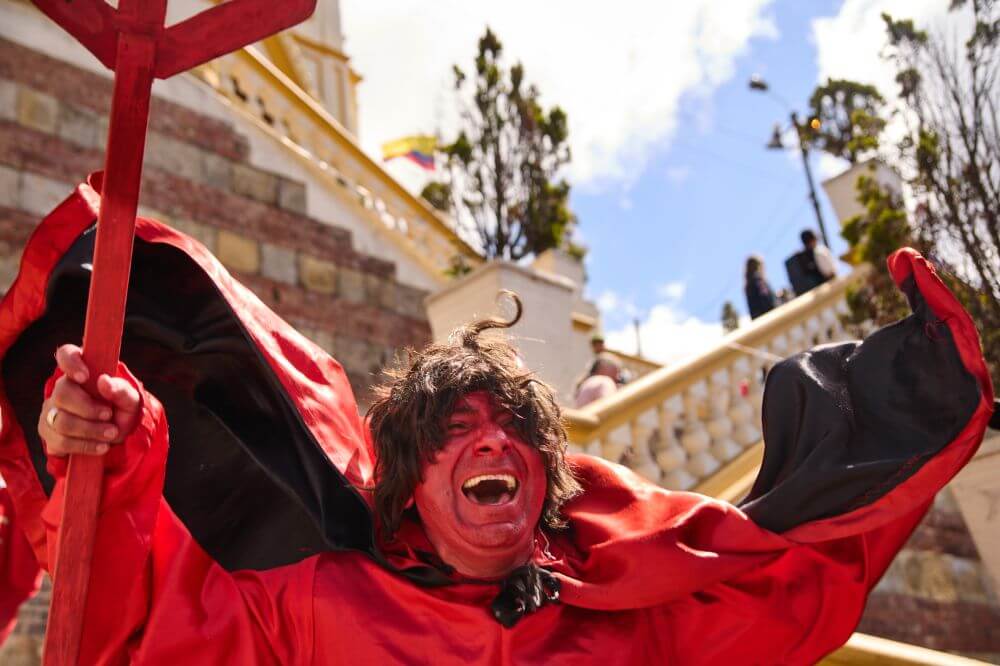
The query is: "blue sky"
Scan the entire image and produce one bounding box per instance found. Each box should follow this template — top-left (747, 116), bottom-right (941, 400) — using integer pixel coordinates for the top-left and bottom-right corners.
top-left (342, 0), bottom-right (949, 362)
top-left (576, 0), bottom-right (846, 354)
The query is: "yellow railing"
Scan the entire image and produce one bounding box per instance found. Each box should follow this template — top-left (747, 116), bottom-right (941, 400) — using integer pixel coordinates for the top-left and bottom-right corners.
top-left (193, 47), bottom-right (481, 283)
top-left (605, 348), bottom-right (662, 382)
top-left (824, 633), bottom-right (990, 665)
top-left (564, 271), bottom-right (864, 491)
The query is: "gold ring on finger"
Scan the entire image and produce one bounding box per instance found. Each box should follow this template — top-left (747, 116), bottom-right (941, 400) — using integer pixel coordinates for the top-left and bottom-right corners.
top-left (45, 406), bottom-right (59, 428)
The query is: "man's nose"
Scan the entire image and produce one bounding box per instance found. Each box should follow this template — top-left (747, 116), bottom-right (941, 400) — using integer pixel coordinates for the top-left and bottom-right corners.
top-left (474, 423), bottom-right (511, 455)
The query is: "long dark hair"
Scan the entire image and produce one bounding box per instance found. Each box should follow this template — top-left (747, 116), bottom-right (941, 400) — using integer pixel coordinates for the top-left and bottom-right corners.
top-left (745, 254), bottom-right (764, 284)
top-left (367, 292), bottom-right (582, 539)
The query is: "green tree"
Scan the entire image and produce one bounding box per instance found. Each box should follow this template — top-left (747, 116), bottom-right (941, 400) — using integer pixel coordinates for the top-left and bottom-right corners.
top-left (806, 79), bottom-right (886, 163)
top-left (810, 2), bottom-right (1000, 386)
top-left (839, 171), bottom-right (917, 331)
top-left (421, 28), bottom-right (574, 261)
top-left (721, 301), bottom-right (740, 333)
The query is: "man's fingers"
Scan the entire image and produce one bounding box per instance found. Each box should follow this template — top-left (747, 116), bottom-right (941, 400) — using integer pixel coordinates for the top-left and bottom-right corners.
top-left (96, 375), bottom-right (140, 412)
top-left (54, 344), bottom-right (89, 384)
top-left (45, 409), bottom-right (118, 443)
top-left (41, 430), bottom-right (110, 457)
top-left (51, 378), bottom-right (112, 421)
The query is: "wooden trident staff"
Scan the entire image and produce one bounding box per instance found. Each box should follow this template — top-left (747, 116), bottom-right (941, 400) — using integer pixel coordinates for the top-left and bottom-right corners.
top-left (29, 1), bottom-right (316, 663)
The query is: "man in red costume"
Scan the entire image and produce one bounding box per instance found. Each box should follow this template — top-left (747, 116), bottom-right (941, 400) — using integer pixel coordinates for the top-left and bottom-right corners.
top-left (0, 182), bottom-right (995, 664)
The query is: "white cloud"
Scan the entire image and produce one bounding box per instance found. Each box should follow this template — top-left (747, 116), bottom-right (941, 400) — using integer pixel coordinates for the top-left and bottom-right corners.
top-left (811, 0), bottom-right (950, 94)
top-left (665, 165), bottom-right (692, 186)
top-left (596, 290), bottom-right (639, 320)
top-left (341, 1), bottom-right (779, 189)
top-left (658, 280), bottom-right (687, 302)
top-left (605, 301), bottom-right (725, 365)
top-left (811, 2), bottom-right (975, 206)
top-left (596, 282), bottom-right (724, 365)
top-left (817, 152), bottom-right (850, 180)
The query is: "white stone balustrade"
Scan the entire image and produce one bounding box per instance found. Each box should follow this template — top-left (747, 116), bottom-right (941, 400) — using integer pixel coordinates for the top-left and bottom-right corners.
top-left (194, 48), bottom-right (479, 281)
top-left (565, 272), bottom-right (861, 494)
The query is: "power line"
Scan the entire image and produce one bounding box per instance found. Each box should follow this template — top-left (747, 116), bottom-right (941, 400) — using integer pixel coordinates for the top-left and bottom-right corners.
top-left (759, 198), bottom-right (811, 256)
top-left (674, 107), bottom-right (772, 148)
top-left (686, 196), bottom-right (811, 320)
top-left (671, 135), bottom-right (793, 183)
top-left (683, 180), bottom-right (799, 318)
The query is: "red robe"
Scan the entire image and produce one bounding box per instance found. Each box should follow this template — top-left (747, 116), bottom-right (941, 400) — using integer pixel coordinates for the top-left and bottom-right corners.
top-left (0, 483), bottom-right (41, 646)
top-left (0, 181), bottom-right (993, 665)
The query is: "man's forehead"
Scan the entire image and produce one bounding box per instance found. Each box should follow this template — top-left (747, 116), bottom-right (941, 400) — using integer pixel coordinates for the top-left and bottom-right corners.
top-left (451, 391), bottom-right (505, 415)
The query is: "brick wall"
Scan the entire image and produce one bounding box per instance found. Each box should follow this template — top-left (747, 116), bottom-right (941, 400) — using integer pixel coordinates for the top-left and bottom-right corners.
top-left (0, 35), bottom-right (432, 663)
top-left (0, 36), bottom-right (431, 396)
top-left (857, 487), bottom-right (1000, 663)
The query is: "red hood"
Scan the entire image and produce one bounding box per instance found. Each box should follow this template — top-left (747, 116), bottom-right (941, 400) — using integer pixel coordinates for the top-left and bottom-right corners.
top-left (0, 180), bottom-right (375, 572)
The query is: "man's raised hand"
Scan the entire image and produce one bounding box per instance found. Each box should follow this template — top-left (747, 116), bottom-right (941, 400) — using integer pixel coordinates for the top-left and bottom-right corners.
top-left (37, 344), bottom-right (141, 457)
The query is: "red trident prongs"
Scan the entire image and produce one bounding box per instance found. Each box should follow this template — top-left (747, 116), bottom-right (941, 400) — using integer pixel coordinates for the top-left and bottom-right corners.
top-left (29, 1), bottom-right (316, 663)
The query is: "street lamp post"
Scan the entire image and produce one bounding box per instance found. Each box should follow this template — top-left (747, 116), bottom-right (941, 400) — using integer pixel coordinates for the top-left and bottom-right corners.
top-left (749, 76), bottom-right (831, 248)
top-left (789, 111), bottom-right (831, 249)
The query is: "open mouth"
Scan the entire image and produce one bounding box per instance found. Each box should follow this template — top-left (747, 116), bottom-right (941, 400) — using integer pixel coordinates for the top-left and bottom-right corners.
top-left (461, 474), bottom-right (519, 505)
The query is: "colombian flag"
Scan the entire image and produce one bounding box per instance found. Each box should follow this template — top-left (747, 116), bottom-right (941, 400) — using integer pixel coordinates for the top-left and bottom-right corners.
top-left (382, 135), bottom-right (437, 171)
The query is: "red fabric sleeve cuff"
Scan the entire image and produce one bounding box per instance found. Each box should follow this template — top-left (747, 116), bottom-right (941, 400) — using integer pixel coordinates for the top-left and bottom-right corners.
top-left (43, 363), bottom-right (149, 479)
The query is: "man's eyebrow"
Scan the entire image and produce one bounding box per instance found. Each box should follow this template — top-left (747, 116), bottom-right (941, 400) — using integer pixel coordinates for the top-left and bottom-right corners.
top-left (449, 405), bottom-right (477, 416)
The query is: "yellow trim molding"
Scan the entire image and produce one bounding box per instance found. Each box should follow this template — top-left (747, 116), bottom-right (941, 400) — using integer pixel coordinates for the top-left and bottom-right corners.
top-left (571, 312), bottom-right (597, 333)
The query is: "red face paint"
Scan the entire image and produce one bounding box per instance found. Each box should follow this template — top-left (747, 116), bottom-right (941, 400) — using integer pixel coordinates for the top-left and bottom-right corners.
top-left (412, 392), bottom-right (547, 580)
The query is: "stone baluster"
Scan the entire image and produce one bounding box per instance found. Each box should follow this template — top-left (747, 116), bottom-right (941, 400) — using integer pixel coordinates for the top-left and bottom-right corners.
top-left (653, 397), bottom-right (695, 490)
top-left (707, 369), bottom-right (742, 463)
top-left (623, 410), bottom-right (662, 483)
top-left (820, 306), bottom-right (840, 342)
top-left (681, 380), bottom-right (718, 480)
top-left (601, 423), bottom-right (632, 468)
top-left (728, 356), bottom-right (760, 448)
top-left (803, 314), bottom-right (819, 346)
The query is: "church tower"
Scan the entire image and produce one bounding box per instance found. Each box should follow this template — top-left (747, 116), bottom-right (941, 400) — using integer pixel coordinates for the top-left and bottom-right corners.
top-left (260, 0), bottom-right (360, 134)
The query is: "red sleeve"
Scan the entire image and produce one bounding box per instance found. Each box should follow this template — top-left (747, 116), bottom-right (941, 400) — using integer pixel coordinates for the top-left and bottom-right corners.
top-left (41, 366), bottom-right (315, 665)
top-left (0, 484), bottom-right (41, 647)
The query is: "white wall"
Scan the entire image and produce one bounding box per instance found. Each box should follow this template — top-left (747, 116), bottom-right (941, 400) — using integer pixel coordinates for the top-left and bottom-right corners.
top-left (822, 159), bottom-right (902, 225)
top-left (296, 0), bottom-right (345, 52)
top-left (425, 260), bottom-right (595, 404)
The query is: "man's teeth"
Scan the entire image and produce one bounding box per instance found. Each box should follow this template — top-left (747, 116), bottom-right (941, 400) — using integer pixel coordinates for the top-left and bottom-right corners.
top-left (462, 474), bottom-right (517, 492)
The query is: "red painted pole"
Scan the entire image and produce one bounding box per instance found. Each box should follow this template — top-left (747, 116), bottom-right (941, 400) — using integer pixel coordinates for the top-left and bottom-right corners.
top-left (43, 26), bottom-right (158, 666)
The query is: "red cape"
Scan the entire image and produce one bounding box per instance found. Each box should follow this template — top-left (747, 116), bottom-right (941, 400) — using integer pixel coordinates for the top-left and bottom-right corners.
top-left (0, 182), bottom-right (993, 664)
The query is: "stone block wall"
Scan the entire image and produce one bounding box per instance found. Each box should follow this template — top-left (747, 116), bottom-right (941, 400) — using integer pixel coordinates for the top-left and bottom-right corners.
top-left (0, 36), bottom-right (431, 396)
top-left (0, 35), bottom-right (431, 663)
top-left (857, 487), bottom-right (1000, 663)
